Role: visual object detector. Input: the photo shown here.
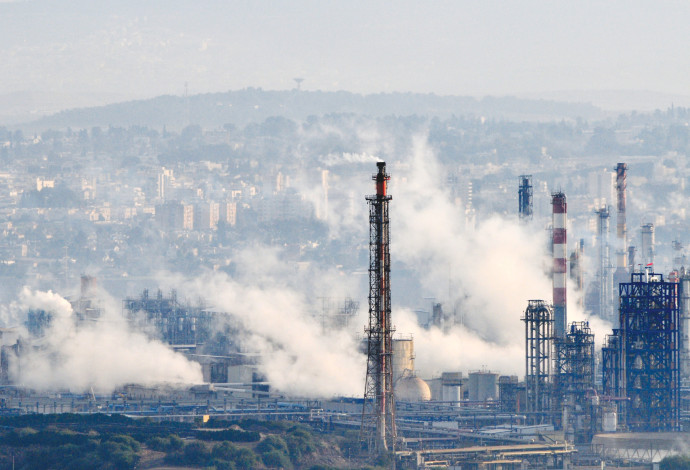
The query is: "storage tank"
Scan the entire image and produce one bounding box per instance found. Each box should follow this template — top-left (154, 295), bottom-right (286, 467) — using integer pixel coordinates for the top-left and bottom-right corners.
top-left (395, 376), bottom-right (431, 402)
top-left (468, 371), bottom-right (498, 401)
top-left (392, 337), bottom-right (414, 383)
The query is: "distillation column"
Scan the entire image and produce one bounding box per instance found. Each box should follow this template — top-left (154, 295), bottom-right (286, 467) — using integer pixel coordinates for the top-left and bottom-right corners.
top-left (361, 162), bottom-right (396, 454)
top-left (596, 207), bottom-right (613, 322)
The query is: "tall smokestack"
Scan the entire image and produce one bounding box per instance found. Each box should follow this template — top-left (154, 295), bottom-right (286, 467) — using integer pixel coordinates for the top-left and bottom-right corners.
top-left (361, 162), bottom-right (396, 455)
top-left (552, 192), bottom-right (567, 339)
top-left (615, 163), bottom-right (628, 271)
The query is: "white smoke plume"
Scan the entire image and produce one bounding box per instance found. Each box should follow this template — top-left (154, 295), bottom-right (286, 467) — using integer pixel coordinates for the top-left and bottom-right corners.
top-left (165, 245), bottom-right (366, 398)
top-left (4, 287), bottom-right (202, 392)
top-left (386, 136), bottom-right (554, 376)
top-left (395, 308), bottom-right (525, 377)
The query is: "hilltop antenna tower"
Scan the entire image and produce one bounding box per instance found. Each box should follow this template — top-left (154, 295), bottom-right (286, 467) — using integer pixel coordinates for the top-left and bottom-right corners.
top-left (361, 162), bottom-right (397, 456)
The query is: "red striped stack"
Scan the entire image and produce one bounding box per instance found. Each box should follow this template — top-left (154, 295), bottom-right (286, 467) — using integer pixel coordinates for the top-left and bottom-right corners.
top-left (552, 192), bottom-right (567, 338)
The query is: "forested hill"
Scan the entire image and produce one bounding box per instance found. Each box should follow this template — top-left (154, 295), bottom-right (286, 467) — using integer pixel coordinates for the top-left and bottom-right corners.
top-left (22, 89), bottom-right (603, 131)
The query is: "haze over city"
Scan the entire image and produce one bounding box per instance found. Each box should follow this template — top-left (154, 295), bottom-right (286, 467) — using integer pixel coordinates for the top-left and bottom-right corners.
top-left (0, 2), bottom-right (689, 469)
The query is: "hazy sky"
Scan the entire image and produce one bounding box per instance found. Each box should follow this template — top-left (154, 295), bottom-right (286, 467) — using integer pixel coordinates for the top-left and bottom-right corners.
top-left (2, 0), bottom-right (689, 99)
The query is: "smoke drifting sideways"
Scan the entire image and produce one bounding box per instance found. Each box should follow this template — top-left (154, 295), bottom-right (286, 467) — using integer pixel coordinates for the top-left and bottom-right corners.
top-left (388, 136), bottom-right (554, 376)
top-left (168, 245), bottom-right (366, 399)
top-left (1, 287), bottom-right (202, 393)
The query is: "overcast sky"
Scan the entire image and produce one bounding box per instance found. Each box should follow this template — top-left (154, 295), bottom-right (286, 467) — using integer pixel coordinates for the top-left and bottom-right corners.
top-left (2, 0), bottom-right (689, 100)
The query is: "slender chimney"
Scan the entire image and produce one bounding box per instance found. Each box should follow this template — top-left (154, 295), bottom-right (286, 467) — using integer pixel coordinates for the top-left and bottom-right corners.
top-left (641, 223), bottom-right (655, 267)
top-left (615, 163), bottom-right (628, 272)
top-left (552, 192), bottom-right (567, 338)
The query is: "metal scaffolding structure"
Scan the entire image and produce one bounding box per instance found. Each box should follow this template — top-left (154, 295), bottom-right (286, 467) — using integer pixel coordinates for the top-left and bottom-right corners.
top-left (601, 330), bottom-right (622, 400)
top-left (498, 375), bottom-right (520, 413)
top-left (123, 289), bottom-right (211, 347)
top-left (554, 321), bottom-right (595, 443)
top-left (518, 175), bottom-right (533, 222)
top-left (602, 272), bottom-right (680, 431)
top-left (361, 162), bottom-right (397, 455)
top-left (523, 300), bottom-right (553, 424)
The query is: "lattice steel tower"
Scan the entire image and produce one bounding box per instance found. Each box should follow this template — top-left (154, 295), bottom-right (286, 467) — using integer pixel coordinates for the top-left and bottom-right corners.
top-left (523, 300), bottom-right (553, 424)
top-left (554, 321), bottom-right (595, 443)
top-left (518, 175), bottom-right (533, 222)
top-left (603, 271), bottom-right (680, 431)
top-left (361, 162), bottom-right (397, 455)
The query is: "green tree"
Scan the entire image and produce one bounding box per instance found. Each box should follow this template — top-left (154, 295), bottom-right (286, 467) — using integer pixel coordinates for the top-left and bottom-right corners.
top-left (661, 455), bottom-right (690, 470)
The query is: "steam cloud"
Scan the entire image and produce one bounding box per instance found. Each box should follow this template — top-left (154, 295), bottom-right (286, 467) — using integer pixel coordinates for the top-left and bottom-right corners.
top-left (172, 246), bottom-right (366, 398)
top-left (4, 287), bottom-right (203, 392)
top-left (0, 131), bottom-right (613, 397)
top-left (387, 136), bottom-right (556, 376)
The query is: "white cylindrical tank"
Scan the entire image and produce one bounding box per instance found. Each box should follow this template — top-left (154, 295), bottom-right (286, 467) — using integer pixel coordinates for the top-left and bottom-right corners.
top-left (392, 338), bottom-right (414, 383)
top-left (602, 412), bottom-right (617, 432)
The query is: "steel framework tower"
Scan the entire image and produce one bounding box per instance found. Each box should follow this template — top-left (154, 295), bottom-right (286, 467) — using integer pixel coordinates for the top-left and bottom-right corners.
top-left (554, 322), bottom-right (595, 443)
top-left (552, 192), bottom-right (567, 339)
top-left (680, 275), bottom-right (690, 379)
top-left (518, 175), bottom-right (533, 222)
top-left (361, 162), bottom-right (397, 454)
top-left (603, 272), bottom-right (680, 431)
top-left (523, 300), bottom-right (553, 424)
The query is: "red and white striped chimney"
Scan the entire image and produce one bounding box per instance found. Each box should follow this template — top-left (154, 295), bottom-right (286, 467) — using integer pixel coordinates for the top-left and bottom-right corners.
top-left (552, 192), bottom-right (567, 338)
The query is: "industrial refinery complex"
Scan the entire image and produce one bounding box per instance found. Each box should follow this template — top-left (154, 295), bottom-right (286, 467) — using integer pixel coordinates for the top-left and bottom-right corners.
top-left (0, 154), bottom-right (688, 469)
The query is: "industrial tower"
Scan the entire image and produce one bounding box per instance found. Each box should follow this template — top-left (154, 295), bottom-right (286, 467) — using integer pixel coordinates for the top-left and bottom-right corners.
top-left (554, 322), bottom-right (595, 443)
top-left (552, 192), bottom-right (567, 338)
top-left (523, 300), bottom-right (553, 424)
top-left (361, 162), bottom-right (397, 455)
top-left (613, 163), bottom-right (628, 282)
top-left (596, 207), bottom-right (614, 322)
top-left (603, 271), bottom-right (680, 431)
top-left (518, 175), bottom-right (533, 222)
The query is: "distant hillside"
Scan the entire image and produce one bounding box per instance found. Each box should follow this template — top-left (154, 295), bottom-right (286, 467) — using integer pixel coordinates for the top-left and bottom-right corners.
top-left (20, 89), bottom-right (604, 131)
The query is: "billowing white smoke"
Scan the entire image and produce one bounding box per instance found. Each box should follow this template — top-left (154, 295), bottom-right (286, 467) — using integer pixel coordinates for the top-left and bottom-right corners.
top-left (395, 308), bottom-right (525, 376)
top-left (169, 245), bottom-right (366, 398)
top-left (389, 136), bottom-right (554, 376)
top-left (6, 287), bottom-right (202, 392)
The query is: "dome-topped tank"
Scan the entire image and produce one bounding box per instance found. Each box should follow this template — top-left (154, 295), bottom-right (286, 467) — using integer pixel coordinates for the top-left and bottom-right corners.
top-left (395, 375), bottom-right (431, 402)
